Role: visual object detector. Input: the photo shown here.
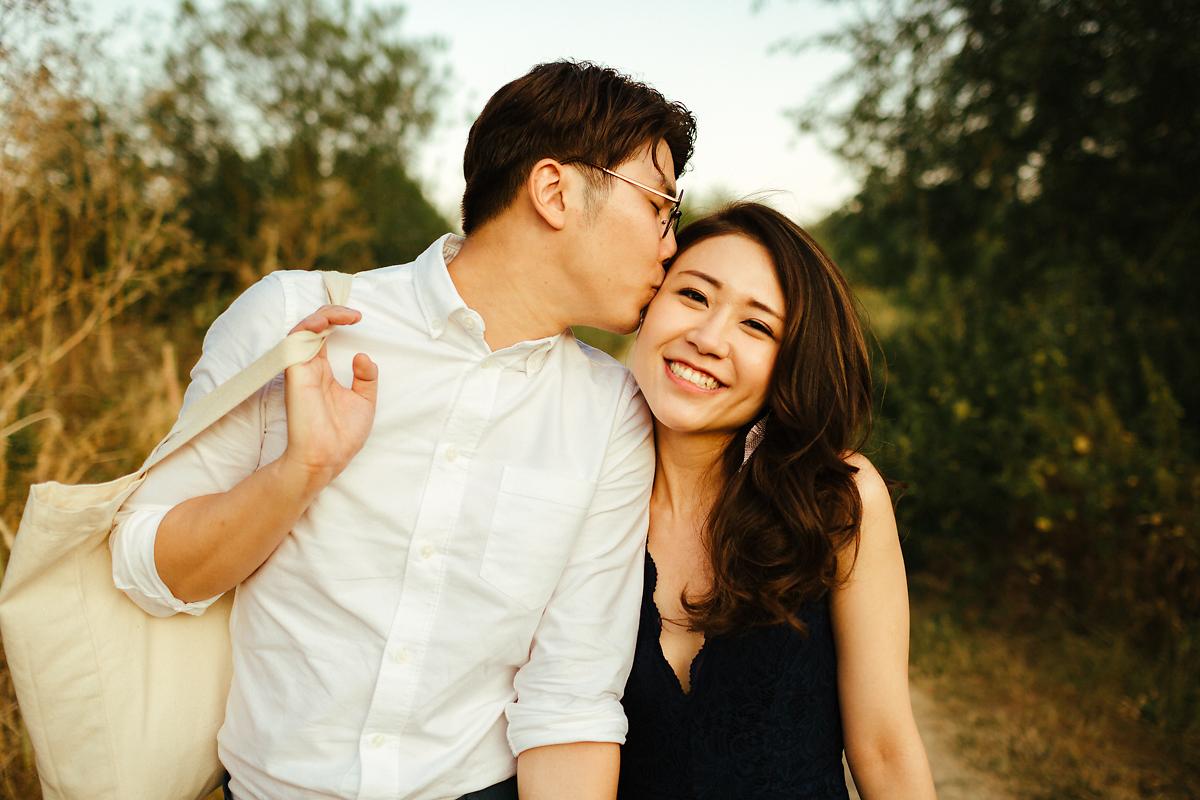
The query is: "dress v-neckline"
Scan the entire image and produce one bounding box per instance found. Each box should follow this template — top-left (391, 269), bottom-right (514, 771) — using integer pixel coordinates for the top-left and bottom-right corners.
top-left (646, 550), bottom-right (707, 697)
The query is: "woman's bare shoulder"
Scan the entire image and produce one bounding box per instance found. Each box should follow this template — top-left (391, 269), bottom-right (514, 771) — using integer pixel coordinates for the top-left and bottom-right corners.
top-left (833, 452), bottom-right (902, 583)
top-left (842, 451), bottom-right (891, 512)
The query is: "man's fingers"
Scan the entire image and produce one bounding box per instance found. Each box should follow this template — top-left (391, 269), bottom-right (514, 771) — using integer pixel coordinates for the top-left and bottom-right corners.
top-left (350, 353), bottom-right (378, 404)
top-left (288, 305), bottom-right (362, 335)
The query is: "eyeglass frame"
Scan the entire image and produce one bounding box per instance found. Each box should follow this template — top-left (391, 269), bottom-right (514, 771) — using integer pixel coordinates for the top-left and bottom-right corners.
top-left (576, 162), bottom-right (684, 239)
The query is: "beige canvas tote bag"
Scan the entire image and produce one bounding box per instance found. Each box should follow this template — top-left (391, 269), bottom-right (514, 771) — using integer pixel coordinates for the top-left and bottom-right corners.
top-left (0, 271), bottom-right (352, 800)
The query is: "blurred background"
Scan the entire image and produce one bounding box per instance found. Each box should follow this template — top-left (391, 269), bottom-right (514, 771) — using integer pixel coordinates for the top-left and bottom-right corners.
top-left (0, 0), bottom-right (1196, 797)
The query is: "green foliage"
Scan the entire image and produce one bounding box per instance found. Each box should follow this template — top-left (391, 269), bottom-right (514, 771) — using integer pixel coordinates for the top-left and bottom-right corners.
top-left (803, 0), bottom-right (1200, 737)
top-left (144, 0), bottom-right (450, 312)
top-left (809, 0), bottom-right (1200, 411)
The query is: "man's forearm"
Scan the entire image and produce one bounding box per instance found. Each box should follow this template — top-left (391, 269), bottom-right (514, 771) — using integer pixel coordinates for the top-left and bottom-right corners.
top-left (154, 456), bottom-right (330, 602)
top-left (516, 741), bottom-right (619, 800)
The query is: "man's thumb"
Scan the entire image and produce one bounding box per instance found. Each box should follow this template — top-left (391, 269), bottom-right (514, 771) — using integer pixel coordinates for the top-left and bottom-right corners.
top-left (350, 352), bottom-right (378, 403)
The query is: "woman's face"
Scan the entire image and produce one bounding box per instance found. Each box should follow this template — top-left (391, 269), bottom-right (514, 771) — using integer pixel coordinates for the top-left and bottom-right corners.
top-left (631, 233), bottom-right (785, 437)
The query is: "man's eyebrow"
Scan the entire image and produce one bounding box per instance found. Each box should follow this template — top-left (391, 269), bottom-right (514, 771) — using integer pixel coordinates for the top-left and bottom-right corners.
top-left (653, 169), bottom-right (678, 198)
top-left (677, 269), bottom-right (783, 320)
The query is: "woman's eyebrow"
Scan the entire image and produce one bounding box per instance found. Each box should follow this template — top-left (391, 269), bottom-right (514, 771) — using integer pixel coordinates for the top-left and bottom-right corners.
top-left (677, 269), bottom-right (783, 320)
top-left (678, 269), bottom-right (722, 288)
top-left (749, 299), bottom-right (783, 321)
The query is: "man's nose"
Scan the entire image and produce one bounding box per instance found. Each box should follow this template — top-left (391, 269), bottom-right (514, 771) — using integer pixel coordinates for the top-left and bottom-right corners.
top-left (659, 226), bottom-right (678, 263)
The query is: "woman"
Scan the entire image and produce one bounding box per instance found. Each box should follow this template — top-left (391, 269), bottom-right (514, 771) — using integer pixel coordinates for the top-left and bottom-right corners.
top-left (618, 203), bottom-right (937, 799)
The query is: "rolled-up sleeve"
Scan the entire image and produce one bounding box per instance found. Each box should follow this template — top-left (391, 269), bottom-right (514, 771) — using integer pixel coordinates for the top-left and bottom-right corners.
top-left (505, 373), bottom-right (654, 755)
top-left (110, 506), bottom-right (223, 617)
top-left (109, 273), bottom-right (288, 617)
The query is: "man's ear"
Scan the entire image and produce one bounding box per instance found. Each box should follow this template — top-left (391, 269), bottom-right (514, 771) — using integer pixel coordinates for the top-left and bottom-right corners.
top-left (526, 158), bottom-right (570, 231)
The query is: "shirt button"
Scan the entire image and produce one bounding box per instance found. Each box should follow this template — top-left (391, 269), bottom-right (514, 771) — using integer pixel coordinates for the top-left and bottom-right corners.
top-left (420, 543), bottom-right (436, 560)
top-left (368, 733), bottom-right (386, 748)
top-left (390, 647), bottom-right (410, 665)
top-left (462, 315), bottom-right (479, 332)
top-left (444, 445), bottom-right (459, 462)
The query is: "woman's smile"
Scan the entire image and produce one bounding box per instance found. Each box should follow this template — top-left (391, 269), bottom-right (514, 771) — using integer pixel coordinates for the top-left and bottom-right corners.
top-left (664, 358), bottom-right (725, 392)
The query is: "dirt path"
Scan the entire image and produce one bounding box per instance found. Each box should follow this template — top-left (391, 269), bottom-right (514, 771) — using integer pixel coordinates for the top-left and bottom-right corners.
top-left (844, 684), bottom-right (1015, 799)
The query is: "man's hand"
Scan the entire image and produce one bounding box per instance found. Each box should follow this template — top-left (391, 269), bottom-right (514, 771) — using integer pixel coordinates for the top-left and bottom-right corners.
top-left (152, 304), bottom-right (377, 602)
top-left (279, 305), bottom-right (378, 486)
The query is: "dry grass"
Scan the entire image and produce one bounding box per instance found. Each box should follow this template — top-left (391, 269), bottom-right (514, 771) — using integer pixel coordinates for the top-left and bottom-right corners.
top-left (909, 577), bottom-right (1200, 800)
top-left (0, 63), bottom-right (202, 796)
top-left (0, 40), bottom-right (378, 793)
top-left (0, 10), bottom-right (429, 788)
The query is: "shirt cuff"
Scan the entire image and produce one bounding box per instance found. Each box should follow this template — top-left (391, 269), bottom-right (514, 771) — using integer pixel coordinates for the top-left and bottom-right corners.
top-left (504, 692), bottom-right (629, 756)
top-left (110, 505), bottom-right (224, 618)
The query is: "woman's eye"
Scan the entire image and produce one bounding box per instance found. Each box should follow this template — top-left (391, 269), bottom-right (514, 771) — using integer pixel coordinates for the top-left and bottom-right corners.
top-left (678, 288), bottom-right (707, 304)
top-left (744, 319), bottom-right (774, 337)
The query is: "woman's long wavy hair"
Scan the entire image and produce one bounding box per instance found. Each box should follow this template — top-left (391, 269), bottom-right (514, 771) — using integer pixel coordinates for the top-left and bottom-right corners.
top-left (676, 203), bottom-right (874, 637)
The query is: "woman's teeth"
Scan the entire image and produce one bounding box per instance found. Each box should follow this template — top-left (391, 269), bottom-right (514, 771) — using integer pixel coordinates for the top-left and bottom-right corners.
top-left (669, 360), bottom-right (721, 390)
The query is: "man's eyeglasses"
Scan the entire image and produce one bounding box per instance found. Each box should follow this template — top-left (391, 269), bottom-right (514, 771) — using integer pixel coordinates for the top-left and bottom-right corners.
top-left (581, 163), bottom-right (684, 239)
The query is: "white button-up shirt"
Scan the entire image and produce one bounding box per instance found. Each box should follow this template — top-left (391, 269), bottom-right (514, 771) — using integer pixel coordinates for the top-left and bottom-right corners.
top-left (110, 235), bottom-right (653, 800)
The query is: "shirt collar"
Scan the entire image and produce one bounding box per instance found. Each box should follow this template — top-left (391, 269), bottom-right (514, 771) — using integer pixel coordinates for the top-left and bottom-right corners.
top-left (411, 233), bottom-right (563, 374)
top-left (413, 233), bottom-right (468, 339)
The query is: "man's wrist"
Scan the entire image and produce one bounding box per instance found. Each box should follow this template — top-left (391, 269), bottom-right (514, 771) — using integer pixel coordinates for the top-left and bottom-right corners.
top-left (271, 452), bottom-right (336, 501)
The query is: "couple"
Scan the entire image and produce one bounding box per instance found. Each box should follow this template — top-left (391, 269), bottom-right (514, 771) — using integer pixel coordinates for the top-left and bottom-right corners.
top-left (110, 61), bottom-right (934, 799)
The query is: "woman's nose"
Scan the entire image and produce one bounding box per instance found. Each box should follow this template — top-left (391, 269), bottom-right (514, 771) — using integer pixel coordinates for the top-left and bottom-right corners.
top-left (685, 313), bottom-right (731, 359)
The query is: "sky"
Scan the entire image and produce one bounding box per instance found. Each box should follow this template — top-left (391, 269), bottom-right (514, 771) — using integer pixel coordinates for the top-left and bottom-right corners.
top-left (84, 0), bottom-right (860, 227)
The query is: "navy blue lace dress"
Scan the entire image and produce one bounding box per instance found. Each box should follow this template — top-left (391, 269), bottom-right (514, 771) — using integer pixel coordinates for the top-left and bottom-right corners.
top-left (618, 552), bottom-right (850, 800)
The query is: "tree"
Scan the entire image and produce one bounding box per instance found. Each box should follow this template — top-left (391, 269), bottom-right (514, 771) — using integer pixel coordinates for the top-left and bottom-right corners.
top-left (796, 0), bottom-right (1200, 736)
top-left (144, 0), bottom-right (450, 304)
top-left (803, 0), bottom-right (1200, 412)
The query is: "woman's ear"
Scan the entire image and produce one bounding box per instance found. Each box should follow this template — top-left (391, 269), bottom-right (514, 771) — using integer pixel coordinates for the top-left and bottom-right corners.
top-left (526, 158), bottom-right (569, 231)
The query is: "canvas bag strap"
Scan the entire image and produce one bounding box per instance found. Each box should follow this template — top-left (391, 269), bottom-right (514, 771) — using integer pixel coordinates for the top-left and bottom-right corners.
top-left (138, 271), bottom-right (353, 476)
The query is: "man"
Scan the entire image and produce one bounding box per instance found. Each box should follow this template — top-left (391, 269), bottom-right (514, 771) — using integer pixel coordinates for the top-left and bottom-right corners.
top-left (110, 61), bottom-right (696, 800)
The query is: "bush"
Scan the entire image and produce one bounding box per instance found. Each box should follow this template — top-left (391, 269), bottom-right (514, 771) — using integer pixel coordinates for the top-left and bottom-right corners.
top-left (802, 0), bottom-right (1200, 742)
top-left (862, 275), bottom-right (1199, 737)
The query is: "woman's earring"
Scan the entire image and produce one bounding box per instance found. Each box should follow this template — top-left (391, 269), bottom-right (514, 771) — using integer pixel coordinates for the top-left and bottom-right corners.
top-left (742, 417), bottom-right (767, 466)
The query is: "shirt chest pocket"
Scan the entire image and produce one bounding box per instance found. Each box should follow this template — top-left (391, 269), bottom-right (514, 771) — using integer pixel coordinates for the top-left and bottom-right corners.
top-left (480, 465), bottom-right (597, 611)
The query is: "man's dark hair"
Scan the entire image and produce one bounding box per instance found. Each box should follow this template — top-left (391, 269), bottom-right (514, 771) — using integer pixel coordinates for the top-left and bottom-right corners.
top-left (460, 60), bottom-right (697, 234)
